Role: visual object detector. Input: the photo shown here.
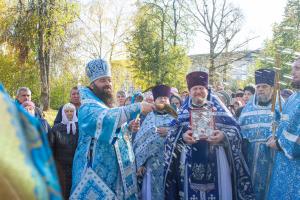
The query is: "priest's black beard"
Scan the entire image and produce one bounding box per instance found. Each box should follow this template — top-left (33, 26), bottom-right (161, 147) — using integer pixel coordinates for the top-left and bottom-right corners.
top-left (291, 81), bottom-right (300, 89)
top-left (91, 84), bottom-right (114, 108)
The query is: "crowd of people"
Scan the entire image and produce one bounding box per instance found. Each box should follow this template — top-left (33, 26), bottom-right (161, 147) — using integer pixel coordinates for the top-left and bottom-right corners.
top-left (1, 57), bottom-right (300, 200)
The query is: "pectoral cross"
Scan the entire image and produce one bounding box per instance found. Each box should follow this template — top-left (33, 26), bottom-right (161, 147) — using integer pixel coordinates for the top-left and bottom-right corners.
top-left (190, 194), bottom-right (198, 200)
top-left (256, 130), bottom-right (261, 138)
top-left (258, 182), bottom-right (264, 192)
top-left (260, 157), bottom-right (268, 165)
top-left (208, 194), bottom-right (216, 200)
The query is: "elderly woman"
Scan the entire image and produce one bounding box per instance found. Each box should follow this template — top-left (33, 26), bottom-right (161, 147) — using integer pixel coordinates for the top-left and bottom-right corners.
top-left (22, 100), bottom-right (51, 134)
top-left (48, 103), bottom-right (78, 200)
top-left (169, 94), bottom-right (182, 111)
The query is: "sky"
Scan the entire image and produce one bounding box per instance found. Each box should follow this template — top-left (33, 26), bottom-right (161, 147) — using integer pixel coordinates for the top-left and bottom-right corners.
top-left (79, 0), bottom-right (288, 56)
top-left (189, 0), bottom-right (288, 55)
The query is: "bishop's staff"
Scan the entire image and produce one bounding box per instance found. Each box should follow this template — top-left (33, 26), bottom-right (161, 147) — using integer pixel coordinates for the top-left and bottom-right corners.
top-left (271, 54), bottom-right (283, 137)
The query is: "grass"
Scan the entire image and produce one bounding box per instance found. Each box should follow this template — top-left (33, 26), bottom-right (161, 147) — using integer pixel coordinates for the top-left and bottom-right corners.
top-left (43, 109), bottom-right (58, 127)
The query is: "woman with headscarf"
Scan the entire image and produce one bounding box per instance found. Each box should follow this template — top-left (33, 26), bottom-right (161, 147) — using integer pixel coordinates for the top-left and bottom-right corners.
top-left (131, 91), bottom-right (144, 104)
top-left (48, 103), bottom-right (79, 200)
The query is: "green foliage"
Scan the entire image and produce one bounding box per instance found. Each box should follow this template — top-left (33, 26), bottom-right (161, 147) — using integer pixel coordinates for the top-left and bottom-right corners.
top-left (44, 109), bottom-right (58, 127)
top-left (158, 46), bottom-right (190, 91)
top-left (252, 0), bottom-right (300, 87)
top-left (50, 73), bottom-right (73, 110)
top-left (0, 52), bottom-right (40, 103)
top-left (50, 63), bottom-right (85, 110)
top-left (0, 0), bottom-right (80, 109)
top-left (110, 60), bottom-right (135, 93)
top-left (127, 4), bottom-right (190, 90)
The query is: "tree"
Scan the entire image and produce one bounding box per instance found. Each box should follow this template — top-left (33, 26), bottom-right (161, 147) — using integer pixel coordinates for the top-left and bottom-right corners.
top-left (0, 0), bottom-right (40, 102)
top-left (110, 60), bottom-right (136, 94)
top-left (1, 0), bottom-right (78, 110)
top-left (142, 0), bottom-right (193, 48)
top-left (127, 3), bottom-right (190, 90)
top-left (0, 52), bottom-right (40, 102)
top-left (254, 0), bottom-right (300, 87)
top-left (50, 38), bottom-right (84, 109)
top-left (77, 0), bottom-right (134, 62)
top-left (36, 0), bottom-right (79, 110)
top-left (184, 0), bottom-right (253, 84)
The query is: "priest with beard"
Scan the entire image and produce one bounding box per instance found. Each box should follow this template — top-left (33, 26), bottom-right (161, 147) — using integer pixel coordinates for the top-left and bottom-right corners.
top-left (238, 69), bottom-right (281, 200)
top-left (164, 71), bottom-right (254, 200)
top-left (133, 84), bottom-right (175, 200)
top-left (70, 59), bottom-right (154, 200)
top-left (267, 58), bottom-right (300, 200)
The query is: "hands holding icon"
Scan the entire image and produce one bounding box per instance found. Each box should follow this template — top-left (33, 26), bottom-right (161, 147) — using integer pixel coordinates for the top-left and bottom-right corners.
top-left (183, 129), bottom-right (225, 145)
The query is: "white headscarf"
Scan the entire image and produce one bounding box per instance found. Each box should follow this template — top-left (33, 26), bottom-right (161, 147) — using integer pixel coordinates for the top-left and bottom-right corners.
top-left (61, 103), bottom-right (78, 134)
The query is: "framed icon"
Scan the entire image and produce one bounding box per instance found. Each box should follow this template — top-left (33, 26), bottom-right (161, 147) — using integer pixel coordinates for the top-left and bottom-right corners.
top-left (190, 107), bottom-right (215, 140)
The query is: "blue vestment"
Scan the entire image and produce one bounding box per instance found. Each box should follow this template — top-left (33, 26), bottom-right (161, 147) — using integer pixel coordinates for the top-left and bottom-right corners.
top-left (0, 84), bottom-right (61, 200)
top-left (267, 91), bottom-right (300, 200)
top-left (71, 87), bottom-right (141, 200)
top-left (164, 95), bottom-right (255, 200)
top-left (239, 96), bottom-right (281, 200)
top-left (133, 111), bottom-right (174, 199)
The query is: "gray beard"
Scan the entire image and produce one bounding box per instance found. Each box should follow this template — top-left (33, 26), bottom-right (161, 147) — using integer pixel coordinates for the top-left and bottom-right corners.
top-left (191, 97), bottom-right (206, 106)
top-left (257, 95), bottom-right (272, 105)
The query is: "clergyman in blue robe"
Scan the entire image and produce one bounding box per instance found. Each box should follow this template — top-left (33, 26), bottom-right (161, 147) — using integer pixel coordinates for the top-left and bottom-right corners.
top-left (164, 71), bottom-right (255, 200)
top-left (70, 59), bottom-right (153, 200)
top-left (239, 69), bottom-right (280, 200)
top-left (267, 58), bottom-right (300, 200)
top-left (133, 84), bottom-right (175, 200)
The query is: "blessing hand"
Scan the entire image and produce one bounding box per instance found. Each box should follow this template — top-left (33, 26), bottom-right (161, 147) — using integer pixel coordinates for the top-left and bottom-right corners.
top-left (141, 102), bottom-right (155, 114)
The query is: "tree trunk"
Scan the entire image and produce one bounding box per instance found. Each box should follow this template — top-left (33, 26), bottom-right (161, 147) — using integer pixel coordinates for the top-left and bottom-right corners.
top-left (223, 67), bottom-right (227, 82)
top-left (37, 0), bottom-right (50, 111)
top-left (209, 56), bottom-right (215, 86)
top-left (161, 13), bottom-right (165, 52)
top-left (209, 39), bottom-right (216, 86)
top-left (172, 0), bottom-right (177, 46)
top-left (38, 32), bottom-right (50, 110)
